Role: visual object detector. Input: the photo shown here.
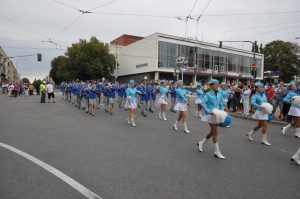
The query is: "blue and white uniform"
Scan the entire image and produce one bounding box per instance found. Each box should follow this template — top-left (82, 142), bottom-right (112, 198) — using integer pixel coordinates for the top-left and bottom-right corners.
top-left (174, 87), bottom-right (192, 112)
top-left (158, 85), bottom-right (168, 105)
top-left (201, 90), bottom-right (224, 124)
top-left (251, 92), bottom-right (268, 120)
top-left (284, 90), bottom-right (300, 117)
top-left (125, 87), bottom-right (142, 109)
top-left (195, 88), bottom-right (204, 104)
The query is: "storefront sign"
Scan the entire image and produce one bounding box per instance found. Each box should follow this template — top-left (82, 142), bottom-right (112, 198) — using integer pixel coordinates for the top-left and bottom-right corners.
top-left (136, 63), bottom-right (148, 68)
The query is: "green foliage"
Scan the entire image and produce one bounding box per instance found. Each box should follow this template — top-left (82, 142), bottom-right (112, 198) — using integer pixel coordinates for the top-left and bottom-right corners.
top-left (263, 40), bottom-right (300, 82)
top-left (32, 79), bottom-right (42, 88)
top-left (22, 78), bottom-right (30, 84)
top-left (50, 36), bottom-right (116, 84)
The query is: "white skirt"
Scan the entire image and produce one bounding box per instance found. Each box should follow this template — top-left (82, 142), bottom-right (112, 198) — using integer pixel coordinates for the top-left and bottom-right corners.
top-left (174, 103), bottom-right (187, 112)
top-left (124, 100), bottom-right (137, 109)
top-left (201, 114), bottom-right (217, 124)
top-left (158, 97), bottom-right (168, 105)
top-left (195, 98), bottom-right (202, 104)
top-left (288, 106), bottom-right (300, 117)
top-left (252, 109), bottom-right (268, 120)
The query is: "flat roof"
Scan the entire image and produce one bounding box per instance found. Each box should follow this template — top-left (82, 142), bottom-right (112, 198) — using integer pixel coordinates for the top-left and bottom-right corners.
top-left (155, 32), bottom-right (264, 56)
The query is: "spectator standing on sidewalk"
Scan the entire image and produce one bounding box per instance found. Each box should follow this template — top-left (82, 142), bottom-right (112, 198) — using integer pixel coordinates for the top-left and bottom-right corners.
top-left (266, 83), bottom-right (275, 104)
top-left (241, 85), bottom-right (251, 116)
top-left (272, 82), bottom-right (286, 119)
top-left (13, 82), bottom-right (19, 98)
top-left (46, 82), bottom-right (55, 103)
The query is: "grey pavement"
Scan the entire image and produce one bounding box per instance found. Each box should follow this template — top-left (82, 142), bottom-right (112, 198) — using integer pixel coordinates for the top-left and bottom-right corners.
top-left (0, 94), bottom-right (299, 199)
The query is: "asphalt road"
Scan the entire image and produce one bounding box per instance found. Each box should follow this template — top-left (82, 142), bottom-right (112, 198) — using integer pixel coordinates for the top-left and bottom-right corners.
top-left (0, 94), bottom-right (299, 199)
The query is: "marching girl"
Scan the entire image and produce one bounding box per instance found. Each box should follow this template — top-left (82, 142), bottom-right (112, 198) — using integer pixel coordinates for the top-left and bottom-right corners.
top-left (173, 80), bottom-right (192, 133)
top-left (125, 79), bottom-right (143, 127)
top-left (158, 80), bottom-right (168, 121)
top-left (281, 82), bottom-right (300, 138)
top-left (197, 79), bottom-right (226, 159)
top-left (247, 82), bottom-right (272, 146)
top-left (194, 82), bottom-right (204, 118)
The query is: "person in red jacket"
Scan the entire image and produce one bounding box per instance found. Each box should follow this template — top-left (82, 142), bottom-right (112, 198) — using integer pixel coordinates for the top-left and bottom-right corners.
top-left (265, 83), bottom-right (275, 103)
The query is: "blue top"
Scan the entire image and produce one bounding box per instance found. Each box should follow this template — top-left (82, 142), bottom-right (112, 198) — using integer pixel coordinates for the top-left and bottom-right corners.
top-left (283, 91), bottom-right (298, 104)
top-left (159, 86), bottom-right (168, 98)
top-left (117, 85), bottom-right (126, 97)
top-left (60, 83), bottom-right (65, 92)
top-left (251, 92), bottom-right (267, 109)
top-left (275, 86), bottom-right (286, 101)
top-left (196, 88), bottom-right (204, 99)
top-left (150, 85), bottom-right (157, 100)
top-left (140, 84), bottom-right (151, 101)
top-left (89, 87), bottom-right (97, 99)
top-left (169, 85), bottom-right (177, 98)
top-left (201, 90), bottom-right (224, 114)
top-left (109, 85), bottom-right (117, 98)
top-left (126, 87), bottom-right (142, 103)
top-left (176, 87), bottom-right (192, 103)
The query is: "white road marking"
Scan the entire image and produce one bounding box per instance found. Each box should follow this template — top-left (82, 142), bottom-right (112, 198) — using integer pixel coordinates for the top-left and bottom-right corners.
top-left (280, 149), bottom-right (293, 155)
top-left (0, 142), bottom-right (102, 199)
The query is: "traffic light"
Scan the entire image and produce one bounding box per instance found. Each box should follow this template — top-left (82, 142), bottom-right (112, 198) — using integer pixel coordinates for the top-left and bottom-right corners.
top-left (219, 41), bottom-right (222, 48)
top-left (37, 53), bottom-right (42, 62)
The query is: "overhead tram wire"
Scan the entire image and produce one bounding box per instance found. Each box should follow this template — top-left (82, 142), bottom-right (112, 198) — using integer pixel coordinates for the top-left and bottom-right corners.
top-left (195, 0), bottom-right (212, 40)
top-left (195, 10), bottom-right (300, 17)
top-left (0, 14), bottom-right (48, 40)
top-left (51, 0), bottom-right (80, 11)
top-left (53, 14), bottom-right (84, 40)
top-left (230, 24), bottom-right (300, 40)
top-left (51, 0), bottom-right (122, 40)
top-left (205, 19), bottom-right (300, 35)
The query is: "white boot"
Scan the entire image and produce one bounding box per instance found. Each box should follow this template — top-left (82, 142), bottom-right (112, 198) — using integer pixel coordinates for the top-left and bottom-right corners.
top-left (281, 124), bottom-right (291, 135)
top-left (294, 128), bottom-right (300, 138)
top-left (195, 111), bottom-right (198, 118)
top-left (183, 122), bottom-right (190, 134)
top-left (162, 112), bottom-right (167, 121)
top-left (261, 134), bottom-right (271, 146)
top-left (197, 138), bottom-right (208, 152)
top-left (291, 147), bottom-right (300, 165)
top-left (173, 121), bottom-right (178, 131)
top-left (131, 117), bottom-right (136, 127)
top-left (127, 117), bottom-right (130, 124)
top-left (247, 130), bottom-right (255, 141)
top-left (214, 143), bottom-right (226, 159)
top-left (158, 112), bottom-right (162, 119)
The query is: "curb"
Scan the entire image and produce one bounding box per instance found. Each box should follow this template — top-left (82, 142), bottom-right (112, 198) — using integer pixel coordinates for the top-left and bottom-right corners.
top-left (229, 113), bottom-right (286, 125)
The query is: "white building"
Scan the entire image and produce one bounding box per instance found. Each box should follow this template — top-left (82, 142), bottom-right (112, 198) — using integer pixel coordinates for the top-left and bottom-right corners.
top-left (110, 33), bottom-right (264, 84)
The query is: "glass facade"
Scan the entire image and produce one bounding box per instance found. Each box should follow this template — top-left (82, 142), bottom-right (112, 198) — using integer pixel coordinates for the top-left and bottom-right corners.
top-left (158, 41), bottom-right (262, 78)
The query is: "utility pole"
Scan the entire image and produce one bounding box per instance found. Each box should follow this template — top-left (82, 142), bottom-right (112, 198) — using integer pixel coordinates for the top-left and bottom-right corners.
top-left (115, 41), bottom-right (118, 84)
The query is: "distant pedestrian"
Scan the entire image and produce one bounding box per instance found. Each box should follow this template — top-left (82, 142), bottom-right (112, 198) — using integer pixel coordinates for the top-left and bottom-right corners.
top-left (40, 81), bottom-right (46, 103)
top-left (46, 82), bottom-right (55, 103)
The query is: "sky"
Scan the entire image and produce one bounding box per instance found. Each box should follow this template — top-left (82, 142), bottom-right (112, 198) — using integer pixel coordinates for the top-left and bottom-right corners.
top-left (1, 0), bottom-right (300, 82)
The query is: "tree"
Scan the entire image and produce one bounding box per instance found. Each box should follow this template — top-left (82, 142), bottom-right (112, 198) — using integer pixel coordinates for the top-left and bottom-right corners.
top-left (263, 40), bottom-right (300, 82)
top-left (49, 36), bottom-right (116, 84)
top-left (22, 78), bottom-right (30, 84)
top-left (32, 79), bottom-right (42, 88)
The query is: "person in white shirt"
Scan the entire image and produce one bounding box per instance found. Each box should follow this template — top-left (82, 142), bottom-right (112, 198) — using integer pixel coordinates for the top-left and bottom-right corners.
top-left (46, 82), bottom-right (55, 103)
top-left (241, 85), bottom-right (251, 116)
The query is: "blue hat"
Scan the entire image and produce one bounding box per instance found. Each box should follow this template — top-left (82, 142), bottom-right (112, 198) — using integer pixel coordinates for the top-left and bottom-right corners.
top-left (178, 80), bottom-right (183, 84)
top-left (221, 82), bottom-right (226, 86)
top-left (287, 81), bottom-right (296, 87)
top-left (209, 79), bottom-right (219, 84)
top-left (219, 115), bottom-right (232, 127)
top-left (161, 80), bottom-right (166, 83)
top-left (255, 82), bottom-right (264, 87)
top-left (197, 82), bottom-right (201, 86)
top-left (129, 79), bottom-right (135, 84)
